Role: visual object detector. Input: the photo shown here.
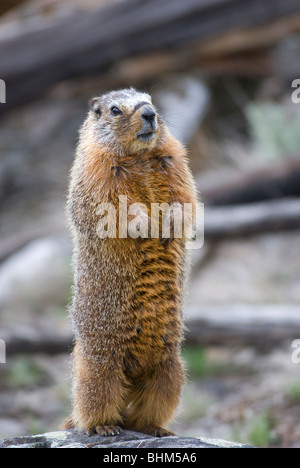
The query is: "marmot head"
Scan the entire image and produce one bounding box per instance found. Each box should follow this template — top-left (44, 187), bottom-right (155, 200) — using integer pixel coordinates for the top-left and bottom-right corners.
top-left (86, 88), bottom-right (164, 155)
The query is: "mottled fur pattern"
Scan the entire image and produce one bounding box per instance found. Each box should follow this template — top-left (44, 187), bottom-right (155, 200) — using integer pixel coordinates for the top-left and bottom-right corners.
top-left (63, 88), bottom-right (198, 437)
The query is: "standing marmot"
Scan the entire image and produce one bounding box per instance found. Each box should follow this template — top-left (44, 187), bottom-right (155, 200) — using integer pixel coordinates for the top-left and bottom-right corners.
top-left (64, 88), bottom-right (198, 437)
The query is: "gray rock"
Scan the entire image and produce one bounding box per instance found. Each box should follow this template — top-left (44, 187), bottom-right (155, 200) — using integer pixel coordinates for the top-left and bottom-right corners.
top-left (0, 429), bottom-right (250, 448)
top-left (0, 236), bottom-right (71, 313)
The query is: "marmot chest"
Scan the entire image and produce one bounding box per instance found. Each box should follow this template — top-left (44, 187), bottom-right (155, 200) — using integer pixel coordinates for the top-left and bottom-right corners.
top-left (109, 154), bottom-right (175, 205)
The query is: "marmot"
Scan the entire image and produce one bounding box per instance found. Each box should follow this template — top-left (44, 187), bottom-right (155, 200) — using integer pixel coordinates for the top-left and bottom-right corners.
top-left (63, 88), bottom-right (198, 437)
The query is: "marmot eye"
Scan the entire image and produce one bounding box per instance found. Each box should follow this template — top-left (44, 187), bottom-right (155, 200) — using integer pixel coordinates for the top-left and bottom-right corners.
top-left (111, 106), bottom-right (122, 116)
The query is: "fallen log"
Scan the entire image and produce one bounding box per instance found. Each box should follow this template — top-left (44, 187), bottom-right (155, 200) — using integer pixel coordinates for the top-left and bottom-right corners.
top-left (1, 0), bottom-right (300, 112)
top-left (0, 329), bottom-right (73, 356)
top-left (186, 304), bottom-right (300, 350)
top-left (204, 198), bottom-right (300, 239)
top-left (201, 156), bottom-right (300, 206)
top-left (0, 0), bottom-right (26, 16)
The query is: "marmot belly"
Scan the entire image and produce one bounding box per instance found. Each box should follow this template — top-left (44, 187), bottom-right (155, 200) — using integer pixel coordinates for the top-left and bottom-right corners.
top-left (123, 238), bottom-right (185, 379)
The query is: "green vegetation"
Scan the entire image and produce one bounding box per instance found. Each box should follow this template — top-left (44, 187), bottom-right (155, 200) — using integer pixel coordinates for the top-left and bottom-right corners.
top-left (232, 411), bottom-right (276, 448)
top-left (247, 411), bottom-right (275, 448)
top-left (182, 346), bottom-right (251, 378)
top-left (287, 381), bottom-right (300, 402)
top-left (182, 347), bottom-right (208, 378)
top-left (5, 357), bottom-right (47, 389)
top-left (246, 102), bottom-right (300, 159)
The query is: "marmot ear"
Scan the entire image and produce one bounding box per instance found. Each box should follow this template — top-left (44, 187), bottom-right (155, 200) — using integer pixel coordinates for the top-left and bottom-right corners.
top-left (89, 97), bottom-right (102, 116)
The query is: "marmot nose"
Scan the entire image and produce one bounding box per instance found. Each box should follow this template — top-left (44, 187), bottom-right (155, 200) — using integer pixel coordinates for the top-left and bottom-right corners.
top-left (141, 107), bottom-right (156, 124)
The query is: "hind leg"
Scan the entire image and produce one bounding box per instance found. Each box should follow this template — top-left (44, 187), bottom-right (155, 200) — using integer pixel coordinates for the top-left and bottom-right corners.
top-left (70, 341), bottom-right (127, 436)
top-left (123, 356), bottom-right (185, 437)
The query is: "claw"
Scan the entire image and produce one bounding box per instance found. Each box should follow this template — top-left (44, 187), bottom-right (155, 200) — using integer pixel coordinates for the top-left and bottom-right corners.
top-left (154, 427), bottom-right (176, 437)
top-left (95, 425), bottom-right (123, 436)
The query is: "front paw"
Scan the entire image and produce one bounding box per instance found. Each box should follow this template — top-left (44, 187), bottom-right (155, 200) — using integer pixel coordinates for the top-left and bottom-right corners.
top-left (87, 425), bottom-right (123, 437)
top-left (140, 426), bottom-right (176, 437)
top-left (153, 427), bottom-right (176, 437)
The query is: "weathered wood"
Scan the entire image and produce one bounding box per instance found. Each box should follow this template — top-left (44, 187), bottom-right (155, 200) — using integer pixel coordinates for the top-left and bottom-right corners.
top-left (204, 198), bottom-right (300, 239)
top-left (202, 157), bottom-right (300, 206)
top-left (0, 0), bottom-right (26, 16)
top-left (186, 304), bottom-right (300, 350)
top-left (1, 0), bottom-right (300, 112)
top-left (0, 330), bottom-right (73, 356)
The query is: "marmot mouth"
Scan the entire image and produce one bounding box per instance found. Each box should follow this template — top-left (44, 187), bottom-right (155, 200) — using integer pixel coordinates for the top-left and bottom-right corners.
top-left (137, 132), bottom-right (154, 142)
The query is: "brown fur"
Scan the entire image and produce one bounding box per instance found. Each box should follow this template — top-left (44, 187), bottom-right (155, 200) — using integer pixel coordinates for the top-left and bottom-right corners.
top-left (63, 88), bottom-right (198, 437)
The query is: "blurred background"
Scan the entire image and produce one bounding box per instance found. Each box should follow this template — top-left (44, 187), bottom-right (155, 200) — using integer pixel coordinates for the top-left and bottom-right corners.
top-left (0, 0), bottom-right (300, 448)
